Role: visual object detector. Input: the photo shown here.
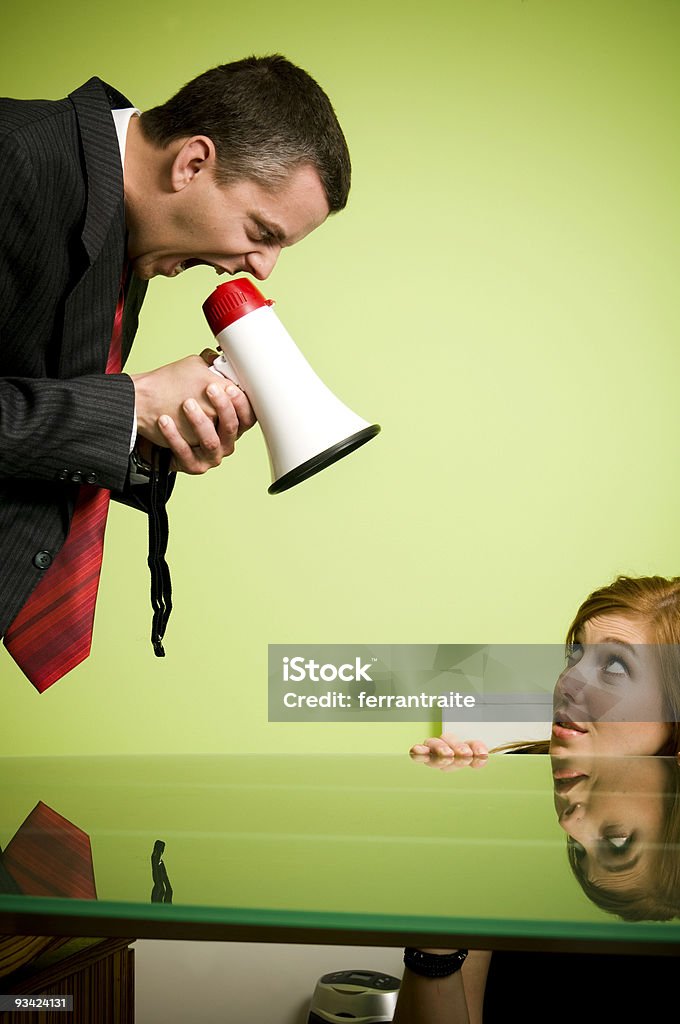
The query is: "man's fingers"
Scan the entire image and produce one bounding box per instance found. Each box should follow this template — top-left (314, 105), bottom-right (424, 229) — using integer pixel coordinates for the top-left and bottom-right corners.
top-left (206, 380), bottom-right (256, 437)
top-left (228, 386), bottom-right (257, 435)
top-left (158, 415), bottom-right (201, 473)
top-left (182, 398), bottom-right (230, 458)
top-left (158, 414), bottom-right (220, 475)
top-left (152, 373), bottom-right (255, 476)
top-left (204, 385), bottom-right (241, 451)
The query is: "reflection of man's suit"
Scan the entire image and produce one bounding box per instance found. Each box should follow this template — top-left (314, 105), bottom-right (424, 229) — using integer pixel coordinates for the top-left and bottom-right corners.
top-left (0, 78), bottom-right (149, 636)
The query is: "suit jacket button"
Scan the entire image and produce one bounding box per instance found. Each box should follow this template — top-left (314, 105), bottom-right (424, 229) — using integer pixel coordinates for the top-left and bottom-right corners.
top-left (70, 471), bottom-right (83, 483)
top-left (57, 468), bottom-right (69, 481)
top-left (33, 550), bottom-right (53, 570)
top-left (85, 472), bottom-right (98, 484)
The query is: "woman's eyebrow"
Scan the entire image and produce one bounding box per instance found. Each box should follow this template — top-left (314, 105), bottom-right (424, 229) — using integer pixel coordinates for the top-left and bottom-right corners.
top-left (597, 638), bottom-right (641, 658)
top-left (601, 853), bottom-right (642, 874)
top-left (576, 635), bottom-right (642, 658)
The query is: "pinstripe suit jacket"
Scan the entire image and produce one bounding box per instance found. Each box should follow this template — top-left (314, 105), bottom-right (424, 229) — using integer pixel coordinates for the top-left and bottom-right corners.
top-left (0, 78), bottom-right (149, 636)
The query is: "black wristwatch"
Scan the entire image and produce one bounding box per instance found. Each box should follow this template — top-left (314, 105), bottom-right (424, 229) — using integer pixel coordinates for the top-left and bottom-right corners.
top-left (129, 447), bottom-right (153, 482)
top-left (403, 947), bottom-right (469, 978)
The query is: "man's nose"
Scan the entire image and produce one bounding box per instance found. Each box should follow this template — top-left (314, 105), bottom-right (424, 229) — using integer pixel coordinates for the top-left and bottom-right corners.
top-left (246, 247), bottom-right (281, 281)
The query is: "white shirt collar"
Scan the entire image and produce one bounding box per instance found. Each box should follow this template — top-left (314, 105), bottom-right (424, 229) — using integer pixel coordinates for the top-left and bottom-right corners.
top-left (111, 107), bottom-right (140, 170)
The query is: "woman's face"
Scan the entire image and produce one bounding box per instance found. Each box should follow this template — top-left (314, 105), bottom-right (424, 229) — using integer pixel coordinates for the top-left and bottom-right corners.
top-left (552, 755), bottom-right (665, 890)
top-left (550, 613), bottom-right (671, 756)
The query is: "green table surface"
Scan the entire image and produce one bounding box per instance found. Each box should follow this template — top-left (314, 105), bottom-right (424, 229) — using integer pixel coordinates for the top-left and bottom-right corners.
top-left (0, 753), bottom-right (679, 954)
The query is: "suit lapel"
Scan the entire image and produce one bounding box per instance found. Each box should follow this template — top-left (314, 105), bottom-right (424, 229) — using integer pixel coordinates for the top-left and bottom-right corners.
top-left (58, 79), bottom-right (128, 378)
top-left (68, 78), bottom-right (127, 265)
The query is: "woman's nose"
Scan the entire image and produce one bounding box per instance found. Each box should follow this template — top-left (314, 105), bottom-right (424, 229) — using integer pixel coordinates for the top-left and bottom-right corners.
top-left (555, 663), bottom-right (596, 704)
top-left (558, 801), bottom-right (585, 830)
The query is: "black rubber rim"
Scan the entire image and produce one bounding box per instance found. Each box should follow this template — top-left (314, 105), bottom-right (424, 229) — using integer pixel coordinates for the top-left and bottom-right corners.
top-left (268, 424), bottom-right (381, 494)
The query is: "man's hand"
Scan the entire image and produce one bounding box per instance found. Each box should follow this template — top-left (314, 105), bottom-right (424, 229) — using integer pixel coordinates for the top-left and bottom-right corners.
top-left (130, 353), bottom-right (256, 475)
top-left (409, 733), bottom-right (489, 771)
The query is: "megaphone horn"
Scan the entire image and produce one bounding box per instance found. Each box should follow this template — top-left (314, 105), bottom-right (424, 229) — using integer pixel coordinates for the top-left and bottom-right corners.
top-left (202, 279), bottom-right (380, 494)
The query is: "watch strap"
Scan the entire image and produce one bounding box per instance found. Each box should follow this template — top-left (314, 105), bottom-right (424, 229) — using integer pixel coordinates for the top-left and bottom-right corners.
top-left (403, 947), bottom-right (469, 978)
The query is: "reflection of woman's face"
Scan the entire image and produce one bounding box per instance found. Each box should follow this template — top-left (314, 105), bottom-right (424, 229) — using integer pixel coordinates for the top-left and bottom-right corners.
top-left (550, 613), bottom-right (671, 756)
top-left (552, 755), bottom-right (665, 889)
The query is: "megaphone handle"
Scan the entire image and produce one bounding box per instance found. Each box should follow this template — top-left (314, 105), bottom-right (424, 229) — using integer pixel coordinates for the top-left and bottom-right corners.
top-left (210, 353), bottom-right (242, 388)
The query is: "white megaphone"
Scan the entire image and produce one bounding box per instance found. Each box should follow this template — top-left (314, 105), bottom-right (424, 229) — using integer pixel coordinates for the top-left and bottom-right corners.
top-left (202, 279), bottom-right (380, 494)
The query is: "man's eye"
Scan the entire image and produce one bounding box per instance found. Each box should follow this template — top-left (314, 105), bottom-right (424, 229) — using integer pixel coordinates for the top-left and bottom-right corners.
top-left (250, 225), bottom-right (276, 245)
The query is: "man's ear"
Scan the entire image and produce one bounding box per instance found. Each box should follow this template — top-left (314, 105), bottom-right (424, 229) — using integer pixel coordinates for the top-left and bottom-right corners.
top-left (170, 136), bottom-right (216, 191)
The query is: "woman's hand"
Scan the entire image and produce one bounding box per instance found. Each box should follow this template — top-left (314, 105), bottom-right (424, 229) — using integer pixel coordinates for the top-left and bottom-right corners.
top-left (409, 733), bottom-right (489, 770)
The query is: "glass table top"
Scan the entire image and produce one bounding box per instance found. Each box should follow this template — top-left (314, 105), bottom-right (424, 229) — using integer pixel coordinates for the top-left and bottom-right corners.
top-left (1, 752), bottom-right (679, 954)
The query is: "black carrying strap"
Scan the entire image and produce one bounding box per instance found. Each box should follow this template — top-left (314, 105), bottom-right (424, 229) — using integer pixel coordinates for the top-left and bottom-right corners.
top-left (150, 839), bottom-right (173, 903)
top-left (147, 447), bottom-right (173, 656)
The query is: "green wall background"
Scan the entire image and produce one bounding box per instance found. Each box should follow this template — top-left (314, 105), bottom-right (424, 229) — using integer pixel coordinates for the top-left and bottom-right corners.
top-left (2, 0), bottom-right (679, 756)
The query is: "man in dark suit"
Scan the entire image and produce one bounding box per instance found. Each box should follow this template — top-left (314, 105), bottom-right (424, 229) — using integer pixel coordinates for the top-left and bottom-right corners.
top-left (0, 56), bottom-right (350, 671)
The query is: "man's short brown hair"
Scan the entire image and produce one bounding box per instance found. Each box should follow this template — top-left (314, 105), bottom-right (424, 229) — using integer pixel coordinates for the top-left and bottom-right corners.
top-left (140, 55), bottom-right (351, 212)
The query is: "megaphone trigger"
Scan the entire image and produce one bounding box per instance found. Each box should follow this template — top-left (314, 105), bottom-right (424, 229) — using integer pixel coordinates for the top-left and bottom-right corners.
top-left (199, 348), bottom-right (220, 366)
top-left (209, 352), bottom-right (242, 389)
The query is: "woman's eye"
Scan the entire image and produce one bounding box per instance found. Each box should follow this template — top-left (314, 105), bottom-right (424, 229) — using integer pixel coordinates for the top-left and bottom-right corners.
top-left (603, 656), bottom-right (627, 676)
top-left (566, 642), bottom-right (583, 665)
top-left (567, 836), bottom-right (586, 859)
top-left (603, 834), bottom-right (633, 853)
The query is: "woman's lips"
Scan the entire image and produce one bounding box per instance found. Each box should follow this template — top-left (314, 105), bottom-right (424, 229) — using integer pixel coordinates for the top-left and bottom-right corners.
top-left (552, 771), bottom-right (589, 794)
top-left (552, 720), bottom-right (588, 741)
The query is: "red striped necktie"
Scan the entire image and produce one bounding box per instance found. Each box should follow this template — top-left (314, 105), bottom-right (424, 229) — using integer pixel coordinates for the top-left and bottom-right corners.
top-left (4, 273), bottom-right (128, 693)
top-left (2, 800), bottom-right (97, 899)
